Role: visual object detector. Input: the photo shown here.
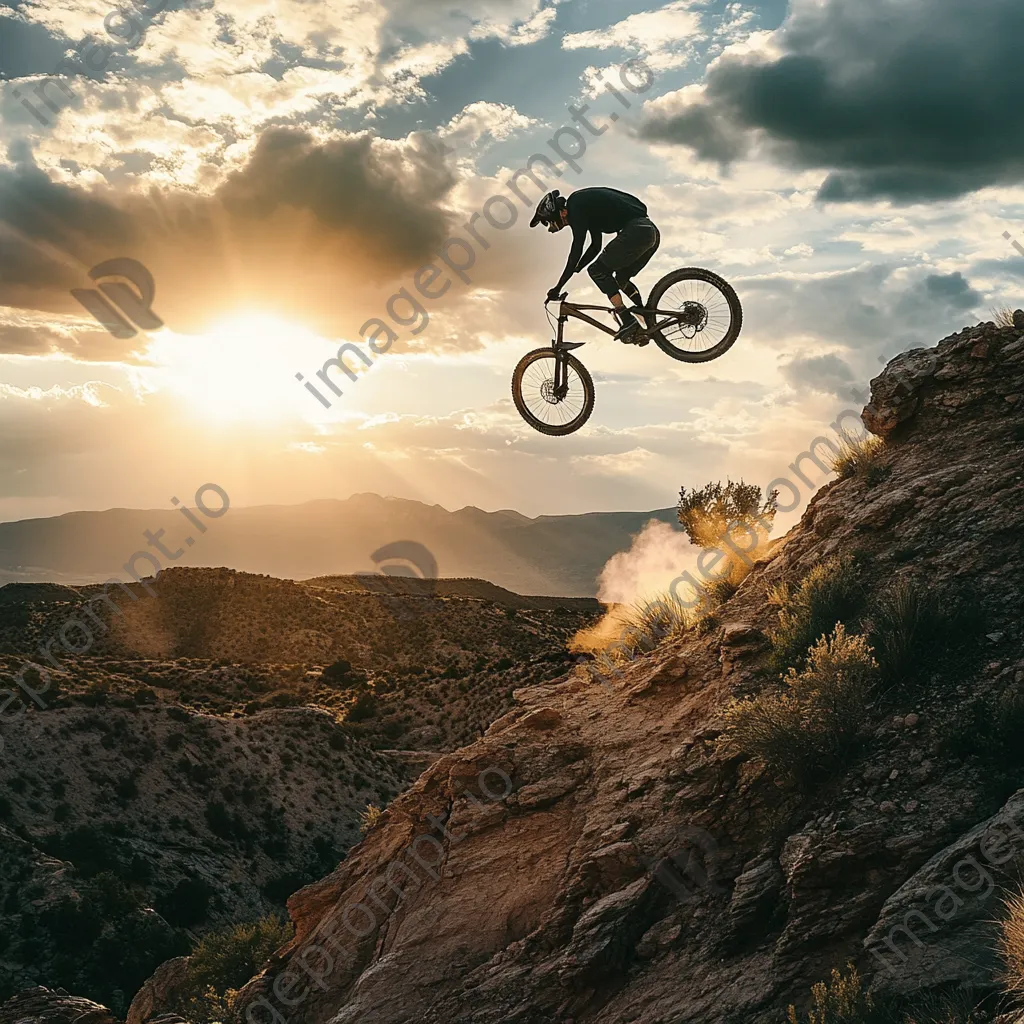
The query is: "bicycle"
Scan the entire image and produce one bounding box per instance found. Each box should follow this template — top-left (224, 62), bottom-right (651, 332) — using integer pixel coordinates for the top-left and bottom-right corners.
top-left (511, 267), bottom-right (742, 436)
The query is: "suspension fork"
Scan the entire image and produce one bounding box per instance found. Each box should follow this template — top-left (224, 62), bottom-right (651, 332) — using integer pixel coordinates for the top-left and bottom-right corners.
top-left (554, 311), bottom-right (576, 399)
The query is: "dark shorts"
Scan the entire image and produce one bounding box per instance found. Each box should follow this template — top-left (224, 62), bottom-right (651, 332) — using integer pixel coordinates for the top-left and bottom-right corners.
top-left (588, 217), bottom-right (661, 296)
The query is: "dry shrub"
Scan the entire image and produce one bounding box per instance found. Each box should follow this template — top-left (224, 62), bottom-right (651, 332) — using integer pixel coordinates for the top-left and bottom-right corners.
top-left (360, 803), bottom-right (383, 833)
top-left (999, 889), bottom-right (1024, 996)
top-left (830, 431), bottom-right (887, 484)
top-left (725, 625), bottom-right (877, 786)
top-left (768, 557), bottom-right (862, 674)
top-left (787, 965), bottom-right (877, 1024)
top-left (786, 964), bottom-right (984, 1024)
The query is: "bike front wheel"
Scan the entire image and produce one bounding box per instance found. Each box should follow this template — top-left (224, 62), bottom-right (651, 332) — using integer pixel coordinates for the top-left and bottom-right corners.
top-left (647, 267), bottom-right (743, 363)
top-left (512, 348), bottom-right (595, 436)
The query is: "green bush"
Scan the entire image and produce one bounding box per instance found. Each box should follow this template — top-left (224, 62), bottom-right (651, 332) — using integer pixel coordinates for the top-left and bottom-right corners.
top-left (171, 914), bottom-right (293, 1024)
top-left (41, 876), bottom-right (188, 1016)
top-left (262, 870), bottom-right (309, 904)
top-left (868, 580), bottom-right (982, 687)
top-left (768, 558), bottom-right (862, 674)
top-left (942, 684), bottom-right (1024, 774)
top-left (321, 659), bottom-right (352, 684)
top-left (347, 691), bottom-right (378, 722)
top-left (156, 877), bottom-right (214, 927)
top-left (41, 824), bottom-right (119, 877)
top-left (725, 625), bottom-right (878, 787)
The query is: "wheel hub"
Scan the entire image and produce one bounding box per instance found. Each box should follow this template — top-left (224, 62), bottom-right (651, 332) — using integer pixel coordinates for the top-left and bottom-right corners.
top-left (540, 379), bottom-right (560, 404)
top-left (679, 301), bottom-right (708, 337)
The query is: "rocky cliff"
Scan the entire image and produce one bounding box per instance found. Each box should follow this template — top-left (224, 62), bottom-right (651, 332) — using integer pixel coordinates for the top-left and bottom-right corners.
top-left (223, 317), bottom-right (1024, 1024)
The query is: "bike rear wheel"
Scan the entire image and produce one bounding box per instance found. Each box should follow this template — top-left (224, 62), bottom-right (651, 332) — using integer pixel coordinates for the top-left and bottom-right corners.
top-left (646, 267), bottom-right (742, 363)
top-left (512, 348), bottom-right (595, 436)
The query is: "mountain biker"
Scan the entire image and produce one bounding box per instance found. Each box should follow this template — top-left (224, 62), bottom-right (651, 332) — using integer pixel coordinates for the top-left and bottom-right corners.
top-left (530, 187), bottom-right (661, 345)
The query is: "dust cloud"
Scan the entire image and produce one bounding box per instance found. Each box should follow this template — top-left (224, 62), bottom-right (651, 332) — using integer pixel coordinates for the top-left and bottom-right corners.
top-left (571, 520), bottom-right (700, 655)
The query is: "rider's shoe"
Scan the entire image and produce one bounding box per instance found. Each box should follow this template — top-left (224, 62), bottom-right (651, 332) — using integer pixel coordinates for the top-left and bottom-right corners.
top-left (614, 311), bottom-right (649, 346)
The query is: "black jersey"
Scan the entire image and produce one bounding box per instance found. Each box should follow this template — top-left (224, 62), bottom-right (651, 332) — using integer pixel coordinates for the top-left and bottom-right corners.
top-left (552, 188), bottom-right (649, 292)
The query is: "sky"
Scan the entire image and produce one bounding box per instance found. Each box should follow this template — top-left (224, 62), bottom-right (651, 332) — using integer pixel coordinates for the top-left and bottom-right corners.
top-left (1, 0), bottom-right (1023, 525)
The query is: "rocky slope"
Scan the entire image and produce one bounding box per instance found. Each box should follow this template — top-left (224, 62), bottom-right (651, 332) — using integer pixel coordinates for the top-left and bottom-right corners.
top-left (217, 317), bottom-right (1024, 1023)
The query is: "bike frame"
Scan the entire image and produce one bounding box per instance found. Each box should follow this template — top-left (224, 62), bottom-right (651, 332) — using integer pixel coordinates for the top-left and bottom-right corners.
top-left (547, 296), bottom-right (687, 396)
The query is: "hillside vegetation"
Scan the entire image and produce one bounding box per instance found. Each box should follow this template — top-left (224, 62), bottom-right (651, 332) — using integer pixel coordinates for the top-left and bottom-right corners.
top-left (0, 573), bottom-right (601, 1012)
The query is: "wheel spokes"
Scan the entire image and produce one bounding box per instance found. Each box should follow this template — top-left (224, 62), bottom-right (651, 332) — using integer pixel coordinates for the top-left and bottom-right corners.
top-left (520, 355), bottom-right (587, 427)
top-left (656, 278), bottom-right (734, 351)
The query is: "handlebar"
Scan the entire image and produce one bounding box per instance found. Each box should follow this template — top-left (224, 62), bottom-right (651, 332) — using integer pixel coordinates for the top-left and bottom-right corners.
top-left (545, 292), bottom-right (568, 305)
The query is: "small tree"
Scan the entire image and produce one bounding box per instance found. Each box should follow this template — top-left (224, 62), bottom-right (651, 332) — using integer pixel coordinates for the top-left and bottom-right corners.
top-left (677, 479), bottom-right (778, 547)
top-left (678, 479), bottom-right (779, 595)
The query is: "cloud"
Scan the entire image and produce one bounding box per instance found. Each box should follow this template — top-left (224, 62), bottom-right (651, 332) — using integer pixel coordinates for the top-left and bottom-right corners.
top-left (440, 101), bottom-right (537, 152)
top-left (563, 0), bottom-right (706, 72)
top-left (739, 263), bottom-right (987, 364)
top-left (217, 128), bottom-right (455, 264)
top-left (0, 307), bottom-right (131, 361)
top-left (638, 0), bottom-right (1024, 202)
top-left (780, 353), bottom-right (855, 396)
top-left (0, 129), bottom-right (456, 347)
top-left (922, 271), bottom-right (982, 311)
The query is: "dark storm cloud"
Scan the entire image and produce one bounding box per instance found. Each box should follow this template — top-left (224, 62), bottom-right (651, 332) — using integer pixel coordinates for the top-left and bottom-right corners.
top-left (742, 263), bottom-right (986, 358)
top-left (0, 129), bottom-right (455, 350)
top-left (780, 353), bottom-right (854, 396)
top-left (217, 129), bottom-right (454, 269)
top-left (639, 0), bottom-right (1024, 202)
top-left (923, 271), bottom-right (982, 311)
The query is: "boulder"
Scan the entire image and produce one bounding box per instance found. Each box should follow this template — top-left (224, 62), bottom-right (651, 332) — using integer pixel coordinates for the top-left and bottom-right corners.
top-left (127, 957), bottom-right (190, 1024)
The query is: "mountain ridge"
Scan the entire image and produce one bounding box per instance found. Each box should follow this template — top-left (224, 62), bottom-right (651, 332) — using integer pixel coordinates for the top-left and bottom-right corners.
top-left (0, 497), bottom-right (680, 597)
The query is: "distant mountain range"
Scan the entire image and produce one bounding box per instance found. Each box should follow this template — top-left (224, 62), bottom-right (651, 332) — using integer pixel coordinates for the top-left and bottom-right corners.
top-left (0, 493), bottom-right (679, 596)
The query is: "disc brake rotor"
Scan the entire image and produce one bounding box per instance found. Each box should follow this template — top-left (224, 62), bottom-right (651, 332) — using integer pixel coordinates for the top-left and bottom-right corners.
top-left (540, 379), bottom-right (560, 405)
top-left (679, 301), bottom-right (709, 338)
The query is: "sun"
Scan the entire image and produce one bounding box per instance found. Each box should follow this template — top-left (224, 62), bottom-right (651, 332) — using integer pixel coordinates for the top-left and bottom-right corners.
top-left (140, 313), bottom-right (333, 423)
